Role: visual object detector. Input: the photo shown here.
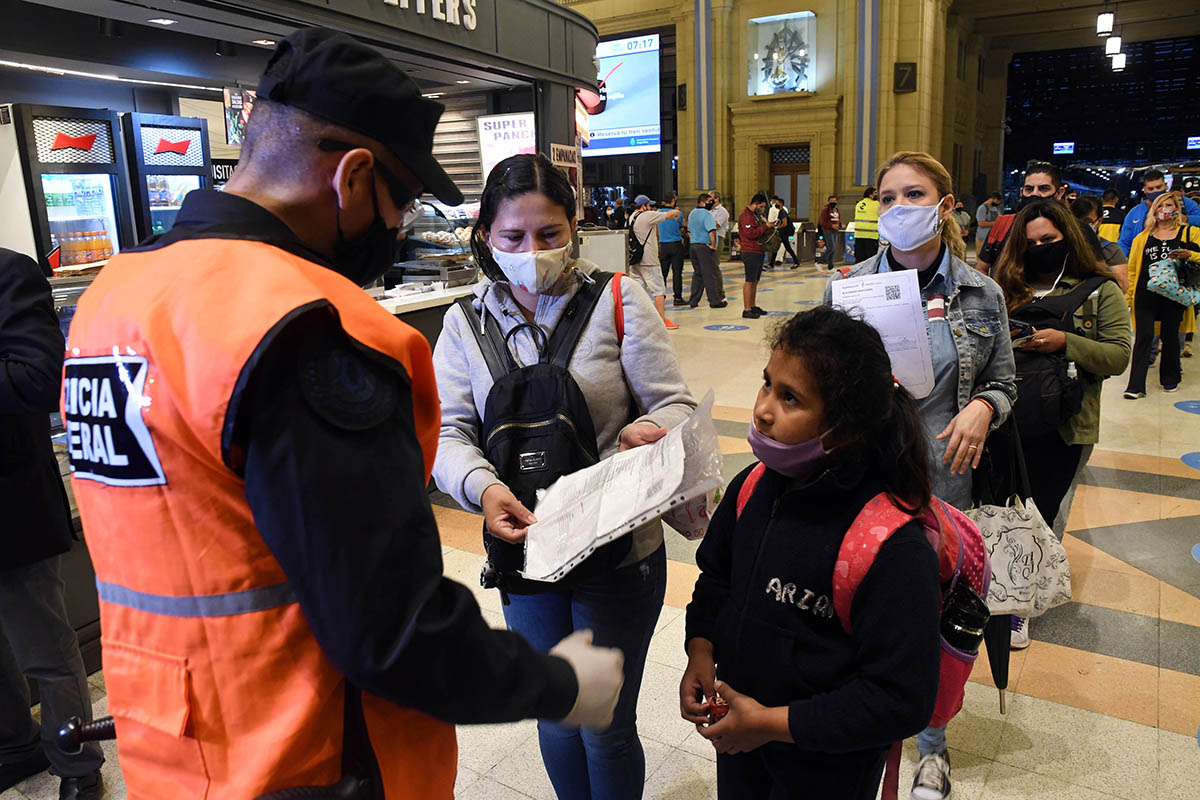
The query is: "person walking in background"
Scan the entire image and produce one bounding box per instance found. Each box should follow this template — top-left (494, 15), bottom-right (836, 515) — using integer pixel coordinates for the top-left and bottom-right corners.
top-left (612, 196), bottom-right (627, 230)
top-left (1072, 195), bottom-right (1129, 292)
top-left (991, 199), bottom-right (1131, 647)
top-left (1098, 189), bottom-right (1125, 242)
top-left (853, 186), bottom-right (880, 262)
top-left (975, 192), bottom-right (1002, 261)
top-left (711, 191), bottom-right (731, 257)
top-left (0, 247), bottom-right (104, 800)
top-left (1117, 170), bottom-right (1200, 257)
top-left (1121, 191), bottom-right (1200, 398)
top-left (689, 194), bottom-right (727, 308)
top-left (738, 193), bottom-right (770, 319)
top-left (658, 192), bottom-right (688, 307)
top-left (818, 195), bottom-right (841, 267)
top-left (629, 194), bottom-right (681, 329)
top-left (769, 196), bottom-right (799, 268)
top-left (825, 152), bottom-right (1016, 800)
top-left (952, 201), bottom-right (973, 249)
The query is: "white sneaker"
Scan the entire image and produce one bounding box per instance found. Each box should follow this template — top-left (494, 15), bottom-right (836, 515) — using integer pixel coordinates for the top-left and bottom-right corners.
top-left (911, 751), bottom-right (951, 800)
top-left (1010, 616), bottom-right (1030, 650)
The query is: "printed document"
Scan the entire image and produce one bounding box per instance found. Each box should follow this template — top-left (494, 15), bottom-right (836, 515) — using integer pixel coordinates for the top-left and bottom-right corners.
top-left (521, 392), bottom-right (722, 582)
top-left (830, 268), bottom-right (935, 399)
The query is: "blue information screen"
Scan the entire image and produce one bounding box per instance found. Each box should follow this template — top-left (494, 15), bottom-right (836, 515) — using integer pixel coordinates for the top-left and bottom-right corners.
top-left (583, 35), bottom-right (661, 158)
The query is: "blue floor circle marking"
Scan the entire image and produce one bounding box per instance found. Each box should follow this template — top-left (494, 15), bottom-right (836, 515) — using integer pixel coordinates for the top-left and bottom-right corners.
top-left (765, 311), bottom-right (793, 317)
top-left (757, 288), bottom-right (774, 292)
top-left (704, 324), bottom-right (750, 332)
top-left (1192, 543), bottom-right (1200, 564)
top-left (778, 280), bottom-right (806, 284)
top-left (794, 300), bottom-right (819, 306)
top-left (1183, 452), bottom-right (1200, 471)
top-left (1175, 400), bottom-right (1200, 415)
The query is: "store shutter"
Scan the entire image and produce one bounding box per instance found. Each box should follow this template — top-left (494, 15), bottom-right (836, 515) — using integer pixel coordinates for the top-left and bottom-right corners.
top-left (431, 94), bottom-right (488, 205)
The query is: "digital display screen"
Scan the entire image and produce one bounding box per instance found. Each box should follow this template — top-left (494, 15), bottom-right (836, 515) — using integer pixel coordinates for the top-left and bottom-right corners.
top-left (582, 35), bottom-right (661, 158)
top-left (1187, 136), bottom-right (1200, 150)
top-left (1052, 142), bottom-right (1075, 155)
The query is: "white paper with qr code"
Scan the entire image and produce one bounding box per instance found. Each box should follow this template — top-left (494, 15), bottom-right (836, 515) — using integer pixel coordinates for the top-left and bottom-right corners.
top-left (830, 268), bottom-right (935, 399)
top-left (521, 392), bottom-right (724, 582)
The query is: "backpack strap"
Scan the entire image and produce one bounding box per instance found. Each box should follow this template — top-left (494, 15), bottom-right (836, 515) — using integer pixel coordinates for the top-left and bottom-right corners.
top-left (612, 272), bottom-right (625, 346)
top-left (734, 463), bottom-right (767, 519)
top-left (1012, 274), bottom-right (1109, 327)
top-left (543, 272), bottom-right (613, 370)
top-left (455, 295), bottom-right (513, 383)
top-left (831, 494), bottom-right (916, 635)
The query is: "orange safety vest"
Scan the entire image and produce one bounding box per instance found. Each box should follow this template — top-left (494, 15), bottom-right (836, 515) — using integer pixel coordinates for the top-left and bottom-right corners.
top-left (62, 238), bottom-right (456, 800)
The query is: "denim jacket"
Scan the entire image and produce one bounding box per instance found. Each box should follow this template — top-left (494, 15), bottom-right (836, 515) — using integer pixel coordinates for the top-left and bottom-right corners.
top-left (825, 248), bottom-right (1016, 425)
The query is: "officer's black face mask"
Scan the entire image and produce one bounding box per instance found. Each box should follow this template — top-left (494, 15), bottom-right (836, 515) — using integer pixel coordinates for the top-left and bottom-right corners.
top-left (332, 171), bottom-right (399, 287)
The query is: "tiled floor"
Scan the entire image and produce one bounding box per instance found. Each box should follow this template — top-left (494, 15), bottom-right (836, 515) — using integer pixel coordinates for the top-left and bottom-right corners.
top-left (7, 258), bottom-right (1200, 799)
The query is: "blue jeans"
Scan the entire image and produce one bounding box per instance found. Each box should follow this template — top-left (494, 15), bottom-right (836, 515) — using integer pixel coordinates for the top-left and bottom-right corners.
top-left (916, 725), bottom-right (946, 757)
top-left (502, 544), bottom-right (667, 800)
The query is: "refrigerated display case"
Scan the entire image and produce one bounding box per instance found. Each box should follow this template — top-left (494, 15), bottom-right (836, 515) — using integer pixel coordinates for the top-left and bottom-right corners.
top-left (387, 201), bottom-right (479, 288)
top-left (0, 104), bottom-right (135, 277)
top-left (121, 112), bottom-right (211, 239)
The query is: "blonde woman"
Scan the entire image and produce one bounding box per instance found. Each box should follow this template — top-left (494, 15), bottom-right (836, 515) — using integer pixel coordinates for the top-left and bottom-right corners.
top-left (1123, 192), bottom-right (1200, 397)
top-left (825, 152), bottom-right (1016, 800)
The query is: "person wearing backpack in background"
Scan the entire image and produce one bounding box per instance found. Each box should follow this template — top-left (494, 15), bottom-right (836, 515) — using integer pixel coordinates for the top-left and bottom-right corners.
top-left (825, 152), bottom-right (1016, 800)
top-left (680, 307), bottom-right (951, 799)
top-left (433, 153), bottom-right (697, 800)
top-left (990, 202), bottom-right (1130, 645)
top-left (629, 194), bottom-right (681, 330)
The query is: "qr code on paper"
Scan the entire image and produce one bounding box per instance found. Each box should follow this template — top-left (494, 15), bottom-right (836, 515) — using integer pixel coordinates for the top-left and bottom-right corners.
top-left (885, 284), bottom-right (901, 301)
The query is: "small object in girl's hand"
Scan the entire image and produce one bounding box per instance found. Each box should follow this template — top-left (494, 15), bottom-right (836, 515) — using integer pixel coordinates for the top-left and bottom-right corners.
top-left (708, 693), bottom-right (729, 722)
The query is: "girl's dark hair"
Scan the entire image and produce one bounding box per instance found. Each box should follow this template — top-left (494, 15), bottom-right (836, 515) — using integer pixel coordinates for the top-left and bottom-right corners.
top-left (992, 198), bottom-right (1101, 312)
top-left (471, 153), bottom-right (576, 281)
top-left (770, 306), bottom-right (932, 514)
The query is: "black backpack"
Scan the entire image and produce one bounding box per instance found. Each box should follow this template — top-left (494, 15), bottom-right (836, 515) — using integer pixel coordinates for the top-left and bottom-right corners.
top-left (628, 212), bottom-right (651, 265)
top-left (456, 273), bottom-right (632, 595)
top-left (1009, 276), bottom-right (1108, 437)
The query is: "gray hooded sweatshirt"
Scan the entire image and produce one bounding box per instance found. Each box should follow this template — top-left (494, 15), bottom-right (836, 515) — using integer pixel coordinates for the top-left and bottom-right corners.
top-left (432, 258), bottom-right (697, 564)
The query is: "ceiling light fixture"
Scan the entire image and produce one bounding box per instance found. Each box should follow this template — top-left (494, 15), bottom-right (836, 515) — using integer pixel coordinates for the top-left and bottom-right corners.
top-left (1096, 11), bottom-right (1114, 37)
top-left (215, 40), bottom-right (236, 57)
top-left (251, 39), bottom-right (276, 46)
top-left (455, 80), bottom-right (470, 84)
top-left (1110, 52), bottom-right (1126, 71)
top-left (147, 18), bottom-right (178, 25)
top-left (422, 93), bottom-right (443, 99)
top-left (1105, 35), bottom-right (1122, 56)
top-left (0, 59), bottom-right (222, 92)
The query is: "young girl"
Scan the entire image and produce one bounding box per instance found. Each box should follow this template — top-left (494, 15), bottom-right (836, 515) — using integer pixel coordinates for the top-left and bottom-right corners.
top-left (681, 306), bottom-right (942, 799)
top-left (433, 153), bottom-right (696, 799)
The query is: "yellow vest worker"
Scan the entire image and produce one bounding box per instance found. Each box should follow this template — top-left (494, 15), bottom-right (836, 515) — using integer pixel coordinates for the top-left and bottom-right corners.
top-left (853, 190), bottom-right (881, 263)
top-left (62, 28), bottom-right (621, 800)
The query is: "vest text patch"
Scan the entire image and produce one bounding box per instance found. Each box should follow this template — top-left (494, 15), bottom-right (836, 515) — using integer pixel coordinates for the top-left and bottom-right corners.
top-left (62, 355), bottom-right (166, 486)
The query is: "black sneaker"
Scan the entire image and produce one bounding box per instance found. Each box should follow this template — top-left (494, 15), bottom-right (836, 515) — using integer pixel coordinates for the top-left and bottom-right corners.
top-left (911, 750), bottom-right (951, 800)
top-left (673, 297), bottom-right (686, 306)
top-left (742, 308), bottom-right (764, 319)
top-left (751, 306), bottom-right (766, 315)
top-left (59, 770), bottom-right (103, 800)
top-left (710, 300), bottom-right (728, 309)
top-left (1, 750), bottom-right (50, 791)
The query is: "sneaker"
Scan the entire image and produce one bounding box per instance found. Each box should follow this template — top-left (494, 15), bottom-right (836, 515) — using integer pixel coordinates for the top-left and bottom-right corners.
top-left (751, 306), bottom-right (766, 315)
top-left (1010, 615), bottom-right (1030, 650)
top-left (742, 308), bottom-right (764, 319)
top-left (911, 751), bottom-right (951, 800)
top-left (59, 771), bottom-right (103, 800)
top-left (664, 318), bottom-right (679, 330)
top-left (1, 750), bottom-right (50, 791)
top-left (673, 297), bottom-right (686, 307)
top-left (1185, 343), bottom-right (1194, 358)
top-left (1164, 384), bottom-right (1179, 392)
top-left (710, 301), bottom-right (728, 309)
top-left (1123, 391), bottom-right (1146, 399)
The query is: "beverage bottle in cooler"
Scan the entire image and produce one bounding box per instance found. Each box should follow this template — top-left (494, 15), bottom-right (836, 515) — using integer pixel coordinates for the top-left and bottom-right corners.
top-left (99, 229), bottom-right (113, 259)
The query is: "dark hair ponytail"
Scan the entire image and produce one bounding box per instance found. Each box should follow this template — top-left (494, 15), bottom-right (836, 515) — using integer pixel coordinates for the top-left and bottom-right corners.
top-left (471, 153), bottom-right (576, 282)
top-left (769, 306), bottom-right (932, 514)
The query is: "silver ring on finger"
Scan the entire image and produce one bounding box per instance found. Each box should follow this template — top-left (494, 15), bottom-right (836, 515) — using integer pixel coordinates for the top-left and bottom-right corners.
top-left (967, 444), bottom-right (978, 450)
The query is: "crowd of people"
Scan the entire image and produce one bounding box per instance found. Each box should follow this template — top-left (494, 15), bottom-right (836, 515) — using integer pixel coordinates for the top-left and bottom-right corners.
top-left (2, 24), bottom-right (1195, 800)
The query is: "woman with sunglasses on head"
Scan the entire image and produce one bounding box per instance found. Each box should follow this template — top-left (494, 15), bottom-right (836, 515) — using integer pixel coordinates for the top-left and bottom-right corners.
top-left (824, 151), bottom-right (1016, 800)
top-left (432, 153), bottom-right (696, 800)
top-left (1120, 192), bottom-right (1200, 398)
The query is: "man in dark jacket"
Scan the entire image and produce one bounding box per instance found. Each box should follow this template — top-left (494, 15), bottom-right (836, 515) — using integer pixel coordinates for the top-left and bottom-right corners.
top-left (0, 248), bottom-right (103, 799)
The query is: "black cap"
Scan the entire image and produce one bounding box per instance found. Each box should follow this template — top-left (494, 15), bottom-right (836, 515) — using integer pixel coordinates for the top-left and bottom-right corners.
top-left (257, 27), bottom-right (463, 206)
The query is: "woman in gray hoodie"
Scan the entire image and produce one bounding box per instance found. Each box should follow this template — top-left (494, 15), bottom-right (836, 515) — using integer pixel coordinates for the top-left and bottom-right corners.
top-left (432, 154), bottom-right (696, 799)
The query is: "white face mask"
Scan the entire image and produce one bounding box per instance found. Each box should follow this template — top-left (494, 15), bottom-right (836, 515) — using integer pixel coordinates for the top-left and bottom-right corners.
top-left (878, 196), bottom-right (948, 252)
top-left (490, 243), bottom-right (572, 294)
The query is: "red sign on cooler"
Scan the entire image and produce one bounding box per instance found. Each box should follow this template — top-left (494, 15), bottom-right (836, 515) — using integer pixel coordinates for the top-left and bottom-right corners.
top-left (51, 132), bottom-right (98, 151)
top-left (154, 139), bottom-right (191, 155)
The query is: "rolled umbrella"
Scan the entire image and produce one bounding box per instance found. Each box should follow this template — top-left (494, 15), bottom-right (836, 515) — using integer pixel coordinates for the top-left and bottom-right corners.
top-left (983, 613), bottom-right (1012, 713)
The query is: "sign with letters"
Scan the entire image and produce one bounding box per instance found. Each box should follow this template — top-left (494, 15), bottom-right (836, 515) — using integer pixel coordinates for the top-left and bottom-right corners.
top-left (382, 0), bottom-right (478, 30)
top-left (62, 355), bottom-right (166, 487)
top-left (477, 113), bottom-right (536, 182)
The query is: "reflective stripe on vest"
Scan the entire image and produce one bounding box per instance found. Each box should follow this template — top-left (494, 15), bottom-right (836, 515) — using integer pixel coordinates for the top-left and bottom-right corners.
top-left (855, 199), bottom-right (879, 239)
top-left (97, 578), bottom-right (296, 618)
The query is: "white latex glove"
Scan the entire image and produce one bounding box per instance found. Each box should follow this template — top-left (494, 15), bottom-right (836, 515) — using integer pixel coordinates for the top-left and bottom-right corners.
top-left (549, 629), bottom-right (625, 729)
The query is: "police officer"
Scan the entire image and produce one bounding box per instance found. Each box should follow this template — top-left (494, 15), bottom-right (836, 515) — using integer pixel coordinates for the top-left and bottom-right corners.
top-left (63, 28), bottom-right (622, 800)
